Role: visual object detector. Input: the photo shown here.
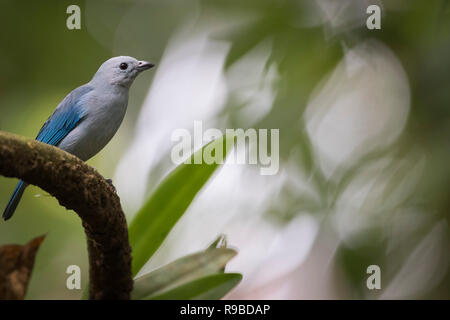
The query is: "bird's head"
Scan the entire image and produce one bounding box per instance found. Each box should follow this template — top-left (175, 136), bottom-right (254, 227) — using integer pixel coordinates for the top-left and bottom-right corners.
top-left (92, 56), bottom-right (154, 88)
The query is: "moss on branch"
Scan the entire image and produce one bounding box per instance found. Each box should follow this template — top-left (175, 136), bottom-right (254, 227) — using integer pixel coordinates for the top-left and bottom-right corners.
top-left (0, 130), bottom-right (132, 299)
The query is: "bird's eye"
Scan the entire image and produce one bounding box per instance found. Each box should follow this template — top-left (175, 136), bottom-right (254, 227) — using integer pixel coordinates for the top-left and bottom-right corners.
top-left (119, 63), bottom-right (128, 70)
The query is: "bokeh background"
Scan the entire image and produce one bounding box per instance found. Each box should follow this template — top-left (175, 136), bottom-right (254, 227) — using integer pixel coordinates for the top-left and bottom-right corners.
top-left (0, 0), bottom-right (449, 299)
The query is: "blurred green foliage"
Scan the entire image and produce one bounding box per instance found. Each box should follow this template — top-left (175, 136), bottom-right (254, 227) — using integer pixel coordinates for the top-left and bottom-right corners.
top-left (129, 135), bottom-right (232, 275)
top-left (132, 236), bottom-right (238, 300)
top-left (205, 0), bottom-right (450, 299)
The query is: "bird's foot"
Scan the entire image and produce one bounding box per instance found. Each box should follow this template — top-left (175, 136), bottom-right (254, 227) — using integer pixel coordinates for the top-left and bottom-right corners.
top-left (106, 179), bottom-right (116, 192)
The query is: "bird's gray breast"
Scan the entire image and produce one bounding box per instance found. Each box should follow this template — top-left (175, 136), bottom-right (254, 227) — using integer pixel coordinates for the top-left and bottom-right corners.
top-left (58, 89), bottom-right (128, 161)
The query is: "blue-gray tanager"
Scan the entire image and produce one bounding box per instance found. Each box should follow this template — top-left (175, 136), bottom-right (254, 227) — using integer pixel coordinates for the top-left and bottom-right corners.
top-left (2, 56), bottom-right (154, 220)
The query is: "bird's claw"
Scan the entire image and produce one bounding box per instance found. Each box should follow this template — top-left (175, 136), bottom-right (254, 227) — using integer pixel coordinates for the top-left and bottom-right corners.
top-left (106, 179), bottom-right (116, 192)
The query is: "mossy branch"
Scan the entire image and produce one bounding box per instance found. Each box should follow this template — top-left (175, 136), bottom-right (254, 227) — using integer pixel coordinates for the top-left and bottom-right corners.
top-left (0, 130), bottom-right (132, 299)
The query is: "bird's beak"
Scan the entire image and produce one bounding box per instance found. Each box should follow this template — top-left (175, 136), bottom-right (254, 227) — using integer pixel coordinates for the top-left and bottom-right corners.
top-left (137, 61), bottom-right (155, 71)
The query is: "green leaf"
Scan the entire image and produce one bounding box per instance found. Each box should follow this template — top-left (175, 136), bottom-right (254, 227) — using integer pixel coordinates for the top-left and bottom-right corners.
top-left (146, 273), bottom-right (242, 300)
top-left (132, 245), bottom-right (237, 300)
top-left (207, 234), bottom-right (228, 250)
top-left (129, 135), bottom-right (234, 275)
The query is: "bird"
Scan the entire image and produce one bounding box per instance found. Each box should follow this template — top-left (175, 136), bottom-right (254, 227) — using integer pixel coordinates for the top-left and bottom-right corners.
top-left (2, 56), bottom-right (154, 220)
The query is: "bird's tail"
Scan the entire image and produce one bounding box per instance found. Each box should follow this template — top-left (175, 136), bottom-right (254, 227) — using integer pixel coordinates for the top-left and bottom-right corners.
top-left (3, 180), bottom-right (28, 221)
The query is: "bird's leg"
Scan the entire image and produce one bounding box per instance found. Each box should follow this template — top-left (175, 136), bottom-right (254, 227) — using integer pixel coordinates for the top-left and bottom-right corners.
top-left (105, 179), bottom-right (116, 192)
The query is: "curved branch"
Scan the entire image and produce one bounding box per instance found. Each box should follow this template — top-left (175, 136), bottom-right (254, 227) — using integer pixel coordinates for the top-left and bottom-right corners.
top-left (0, 131), bottom-right (132, 299)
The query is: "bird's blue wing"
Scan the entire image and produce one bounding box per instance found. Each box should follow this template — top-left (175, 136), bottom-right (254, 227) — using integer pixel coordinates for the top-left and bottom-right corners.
top-left (36, 85), bottom-right (93, 146)
top-left (3, 85), bottom-right (93, 221)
